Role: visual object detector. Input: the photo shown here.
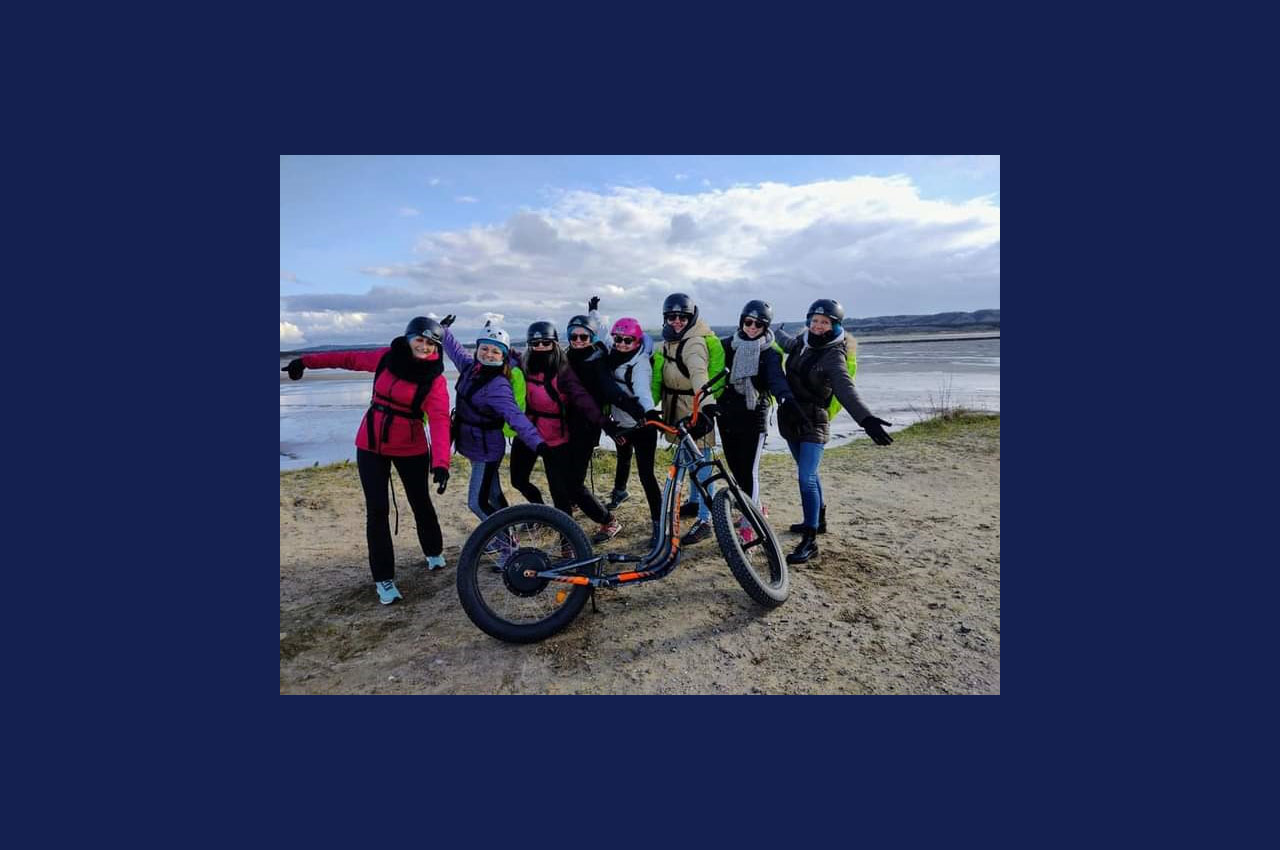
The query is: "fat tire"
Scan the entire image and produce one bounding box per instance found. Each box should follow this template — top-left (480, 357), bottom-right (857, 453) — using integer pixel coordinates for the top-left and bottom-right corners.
top-left (456, 503), bottom-right (594, 643)
top-left (710, 488), bottom-right (789, 607)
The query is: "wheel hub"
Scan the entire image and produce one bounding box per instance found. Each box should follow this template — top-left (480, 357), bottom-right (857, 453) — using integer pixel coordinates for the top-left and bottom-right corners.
top-left (502, 547), bottom-right (552, 597)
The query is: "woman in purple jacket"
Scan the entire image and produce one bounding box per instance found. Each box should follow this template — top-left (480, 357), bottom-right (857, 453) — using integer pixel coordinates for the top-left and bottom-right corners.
top-left (440, 316), bottom-right (546, 522)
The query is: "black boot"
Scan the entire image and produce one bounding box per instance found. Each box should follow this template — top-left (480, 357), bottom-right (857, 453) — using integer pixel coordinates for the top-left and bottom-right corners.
top-left (786, 528), bottom-right (819, 564)
top-left (789, 505), bottom-right (827, 534)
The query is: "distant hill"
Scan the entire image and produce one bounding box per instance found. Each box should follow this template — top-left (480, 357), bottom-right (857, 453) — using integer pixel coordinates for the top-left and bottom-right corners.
top-left (699, 309), bottom-right (1000, 339)
top-left (282, 309), bottom-right (999, 355)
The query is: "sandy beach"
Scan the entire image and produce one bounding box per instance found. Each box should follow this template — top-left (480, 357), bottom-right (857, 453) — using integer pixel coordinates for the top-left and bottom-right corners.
top-left (280, 413), bottom-right (1000, 694)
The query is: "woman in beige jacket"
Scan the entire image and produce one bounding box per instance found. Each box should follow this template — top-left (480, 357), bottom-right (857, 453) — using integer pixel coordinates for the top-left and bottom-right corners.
top-left (655, 292), bottom-right (720, 546)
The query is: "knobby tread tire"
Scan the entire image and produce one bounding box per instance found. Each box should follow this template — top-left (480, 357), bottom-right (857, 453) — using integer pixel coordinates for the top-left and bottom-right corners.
top-left (710, 488), bottom-right (789, 607)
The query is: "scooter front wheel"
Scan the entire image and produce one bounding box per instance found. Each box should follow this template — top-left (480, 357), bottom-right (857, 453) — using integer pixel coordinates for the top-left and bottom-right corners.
top-left (711, 488), bottom-right (789, 607)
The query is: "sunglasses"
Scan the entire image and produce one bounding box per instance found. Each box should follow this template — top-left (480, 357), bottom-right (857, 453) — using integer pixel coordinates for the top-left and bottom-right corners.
top-left (664, 313), bottom-right (690, 323)
top-left (612, 334), bottom-right (636, 345)
top-left (529, 339), bottom-right (555, 349)
top-left (741, 318), bottom-right (767, 329)
top-left (568, 333), bottom-right (592, 342)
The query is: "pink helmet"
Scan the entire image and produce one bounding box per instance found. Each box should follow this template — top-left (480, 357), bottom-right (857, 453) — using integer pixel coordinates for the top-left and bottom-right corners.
top-left (611, 317), bottom-right (643, 339)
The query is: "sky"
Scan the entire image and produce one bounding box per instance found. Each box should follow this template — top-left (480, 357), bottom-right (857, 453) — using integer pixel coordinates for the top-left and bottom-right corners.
top-left (280, 155), bottom-right (999, 347)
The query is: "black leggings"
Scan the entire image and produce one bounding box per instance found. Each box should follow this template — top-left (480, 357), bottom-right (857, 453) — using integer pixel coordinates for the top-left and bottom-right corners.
top-left (356, 448), bottom-right (443, 582)
top-left (511, 437), bottom-right (611, 524)
top-left (611, 426), bottom-right (662, 521)
top-left (509, 437), bottom-right (545, 505)
top-left (718, 424), bottom-right (766, 505)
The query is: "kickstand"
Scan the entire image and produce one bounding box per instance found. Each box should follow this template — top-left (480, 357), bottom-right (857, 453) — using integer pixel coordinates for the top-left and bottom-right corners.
top-left (590, 587), bottom-right (600, 613)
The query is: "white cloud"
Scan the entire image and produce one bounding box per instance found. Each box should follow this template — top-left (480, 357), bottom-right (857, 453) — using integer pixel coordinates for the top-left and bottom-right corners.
top-left (428, 177), bottom-right (441, 186)
top-left (701, 178), bottom-right (711, 187)
top-left (280, 321), bottom-right (305, 345)
top-left (284, 175), bottom-right (999, 345)
top-left (456, 195), bottom-right (479, 203)
top-left (674, 173), bottom-right (689, 181)
top-left (399, 207), bottom-right (421, 216)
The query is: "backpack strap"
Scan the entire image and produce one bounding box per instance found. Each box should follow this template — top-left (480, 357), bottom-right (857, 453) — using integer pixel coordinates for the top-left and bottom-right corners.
top-left (453, 369), bottom-right (505, 429)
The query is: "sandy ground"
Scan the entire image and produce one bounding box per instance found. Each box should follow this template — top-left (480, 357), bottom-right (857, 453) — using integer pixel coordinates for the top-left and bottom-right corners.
top-left (281, 414), bottom-right (999, 694)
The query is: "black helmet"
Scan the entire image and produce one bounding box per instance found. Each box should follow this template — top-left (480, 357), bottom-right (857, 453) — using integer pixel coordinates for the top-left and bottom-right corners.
top-left (740, 299), bottom-right (773, 326)
top-left (806, 299), bottom-right (845, 323)
top-left (566, 313), bottom-right (601, 340)
top-left (404, 316), bottom-right (444, 345)
top-left (662, 292), bottom-right (699, 323)
top-left (526, 320), bottom-right (559, 344)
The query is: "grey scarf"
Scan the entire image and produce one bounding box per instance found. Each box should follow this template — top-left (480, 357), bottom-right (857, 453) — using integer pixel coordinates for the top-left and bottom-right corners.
top-left (730, 329), bottom-right (773, 409)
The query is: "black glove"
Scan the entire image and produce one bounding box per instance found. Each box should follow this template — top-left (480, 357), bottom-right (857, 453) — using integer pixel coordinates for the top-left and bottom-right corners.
top-left (644, 408), bottom-right (665, 425)
top-left (687, 403), bottom-right (718, 440)
top-left (859, 415), bottom-right (894, 446)
top-left (440, 314), bottom-right (456, 328)
top-left (780, 398), bottom-right (811, 425)
top-left (620, 396), bottom-right (646, 422)
top-left (588, 295), bottom-right (600, 311)
top-left (534, 441), bottom-right (550, 459)
top-left (602, 419), bottom-right (623, 438)
top-left (282, 359), bottom-right (305, 380)
top-left (432, 467), bottom-right (450, 494)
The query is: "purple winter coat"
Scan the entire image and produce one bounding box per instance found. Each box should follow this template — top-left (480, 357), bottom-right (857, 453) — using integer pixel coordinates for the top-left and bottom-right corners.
top-left (443, 329), bottom-right (544, 462)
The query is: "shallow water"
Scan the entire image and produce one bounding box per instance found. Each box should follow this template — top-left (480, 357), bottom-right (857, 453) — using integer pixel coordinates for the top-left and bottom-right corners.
top-left (280, 337), bottom-right (999, 471)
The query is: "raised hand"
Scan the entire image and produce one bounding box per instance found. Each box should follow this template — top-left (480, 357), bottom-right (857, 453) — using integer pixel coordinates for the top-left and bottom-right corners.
top-left (588, 295), bottom-right (600, 311)
top-left (440, 314), bottom-right (456, 328)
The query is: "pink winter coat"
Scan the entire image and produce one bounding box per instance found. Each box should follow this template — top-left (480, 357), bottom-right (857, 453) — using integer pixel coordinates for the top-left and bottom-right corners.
top-left (300, 346), bottom-right (452, 467)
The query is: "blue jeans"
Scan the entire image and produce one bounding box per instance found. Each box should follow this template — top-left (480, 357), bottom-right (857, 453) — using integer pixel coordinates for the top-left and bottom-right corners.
top-left (683, 446), bottom-right (716, 521)
top-left (786, 439), bottom-right (825, 528)
top-left (467, 459), bottom-right (508, 521)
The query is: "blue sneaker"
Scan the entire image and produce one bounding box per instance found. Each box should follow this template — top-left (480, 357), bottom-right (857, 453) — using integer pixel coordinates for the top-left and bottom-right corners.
top-left (425, 555), bottom-right (446, 571)
top-left (375, 580), bottom-right (403, 605)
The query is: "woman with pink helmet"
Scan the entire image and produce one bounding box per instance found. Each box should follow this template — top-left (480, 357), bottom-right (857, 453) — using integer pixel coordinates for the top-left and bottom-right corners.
top-left (602, 311), bottom-right (663, 547)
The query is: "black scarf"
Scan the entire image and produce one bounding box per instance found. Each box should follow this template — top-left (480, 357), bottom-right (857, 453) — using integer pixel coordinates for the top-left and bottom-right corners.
top-left (387, 336), bottom-right (444, 385)
top-left (662, 322), bottom-right (692, 343)
top-left (606, 345), bottom-right (638, 371)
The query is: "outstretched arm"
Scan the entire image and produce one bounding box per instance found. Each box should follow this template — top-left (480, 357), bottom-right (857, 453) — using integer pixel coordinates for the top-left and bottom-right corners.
top-left (441, 327), bottom-right (474, 372)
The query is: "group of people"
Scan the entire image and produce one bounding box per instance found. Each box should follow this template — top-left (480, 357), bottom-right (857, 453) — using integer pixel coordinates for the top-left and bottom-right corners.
top-left (283, 294), bottom-right (893, 605)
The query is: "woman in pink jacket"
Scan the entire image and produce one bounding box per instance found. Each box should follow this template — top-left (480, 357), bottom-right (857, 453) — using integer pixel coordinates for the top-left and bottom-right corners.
top-left (282, 317), bottom-right (453, 606)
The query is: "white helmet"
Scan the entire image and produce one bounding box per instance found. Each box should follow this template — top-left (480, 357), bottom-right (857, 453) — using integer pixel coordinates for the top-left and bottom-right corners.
top-left (477, 326), bottom-right (510, 352)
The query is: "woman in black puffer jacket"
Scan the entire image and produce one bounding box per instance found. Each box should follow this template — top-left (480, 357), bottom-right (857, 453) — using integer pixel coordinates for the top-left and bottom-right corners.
top-left (776, 298), bottom-right (894, 566)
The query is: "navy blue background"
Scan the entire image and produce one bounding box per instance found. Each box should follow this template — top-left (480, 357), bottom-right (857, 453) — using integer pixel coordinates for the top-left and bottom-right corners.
top-left (56, 14), bottom-right (1190, 829)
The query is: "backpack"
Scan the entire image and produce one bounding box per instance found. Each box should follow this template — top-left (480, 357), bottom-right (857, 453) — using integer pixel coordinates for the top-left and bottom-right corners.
top-left (501, 366), bottom-right (526, 439)
top-left (826, 343), bottom-right (858, 417)
top-left (651, 333), bottom-right (726, 401)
